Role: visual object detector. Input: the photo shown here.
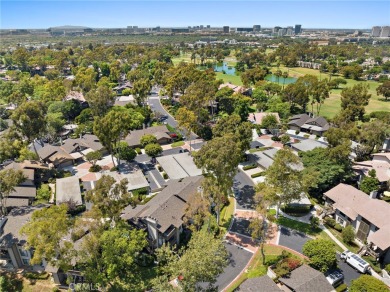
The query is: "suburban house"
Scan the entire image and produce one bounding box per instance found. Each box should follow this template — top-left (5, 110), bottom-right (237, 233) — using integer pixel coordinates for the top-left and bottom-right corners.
top-left (56, 176), bottom-right (83, 206)
top-left (124, 125), bottom-right (172, 148)
top-left (156, 153), bottom-right (203, 180)
top-left (105, 163), bottom-right (149, 193)
top-left (37, 134), bottom-right (106, 168)
top-left (238, 275), bottom-right (281, 292)
top-left (114, 95), bottom-right (136, 107)
top-left (288, 114), bottom-right (330, 136)
top-left (218, 82), bottom-right (250, 95)
top-left (64, 91), bottom-right (88, 108)
top-left (253, 148), bottom-right (304, 171)
top-left (290, 139), bottom-right (328, 153)
top-left (113, 81), bottom-right (132, 95)
top-left (353, 152), bottom-right (390, 189)
top-left (248, 112), bottom-right (280, 126)
top-left (277, 264), bottom-right (334, 292)
top-left (324, 183), bottom-right (390, 264)
top-left (3, 161), bottom-right (49, 208)
top-left (0, 205), bottom-right (46, 271)
top-left (121, 176), bottom-right (203, 248)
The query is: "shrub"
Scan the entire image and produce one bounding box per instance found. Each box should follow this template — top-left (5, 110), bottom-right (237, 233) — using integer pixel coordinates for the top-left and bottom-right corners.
top-left (302, 239), bottom-right (337, 272)
top-left (325, 217), bottom-right (336, 228)
top-left (385, 264), bottom-right (390, 274)
top-left (89, 165), bottom-right (102, 172)
top-left (335, 283), bottom-right (348, 292)
top-left (342, 225), bottom-right (355, 244)
top-left (334, 223), bottom-right (343, 232)
top-left (303, 134), bottom-right (310, 138)
top-left (310, 216), bottom-right (320, 230)
top-left (132, 187), bottom-right (148, 198)
top-left (243, 163), bottom-right (257, 171)
top-left (271, 136), bottom-right (281, 141)
top-left (295, 130), bottom-right (300, 135)
top-left (350, 275), bottom-right (389, 292)
top-left (157, 165), bottom-right (163, 172)
top-left (162, 172), bottom-right (168, 179)
top-left (110, 166), bottom-right (118, 171)
top-left (68, 205), bottom-right (86, 216)
top-left (36, 184), bottom-right (51, 202)
top-left (135, 148), bottom-right (142, 154)
top-left (282, 205), bottom-right (311, 214)
top-left (251, 172), bottom-right (265, 178)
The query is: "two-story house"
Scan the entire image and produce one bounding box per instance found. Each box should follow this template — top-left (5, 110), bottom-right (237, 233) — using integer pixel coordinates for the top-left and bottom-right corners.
top-left (121, 176), bottom-right (203, 248)
top-left (324, 183), bottom-right (390, 264)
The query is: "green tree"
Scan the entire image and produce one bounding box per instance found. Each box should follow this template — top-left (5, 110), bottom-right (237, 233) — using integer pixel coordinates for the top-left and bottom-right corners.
top-left (11, 101), bottom-right (46, 155)
top-left (20, 205), bottom-right (73, 268)
top-left (259, 149), bottom-right (314, 217)
top-left (376, 80), bottom-right (390, 101)
top-left (0, 169), bottom-right (26, 215)
top-left (115, 141), bottom-right (137, 162)
top-left (154, 231), bottom-right (228, 291)
top-left (46, 112), bottom-right (65, 142)
top-left (80, 224), bottom-right (148, 291)
top-left (194, 134), bottom-right (242, 224)
top-left (359, 171), bottom-right (379, 195)
top-left (85, 175), bottom-right (132, 222)
top-left (350, 275), bottom-right (388, 292)
top-left (342, 225), bottom-right (355, 244)
top-left (302, 239), bottom-right (336, 272)
top-left (260, 114), bottom-right (279, 133)
top-left (183, 191), bottom-right (210, 231)
top-left (280, 135), bottom-right (291, 145)
top-left (145, 143), bottom-right (163, 158)
top-left (140, 134), bottom-right (158, 148)
top-left (36, 184), bottom-right (51, 202)
top-left (85, 86), bottom-right (116, 117)
top-left (212, 114), bottom-right (252, 152)
top-left (176, 107), bottom-right (197, 151)
top-left (85, 150), bottom-right (102, 167)
top-left (340, 84), bottom-right (371, 122)
top-left (132, 78), bottom-right (152, 106)
top-left (94, 108), bottom-right (143, 165)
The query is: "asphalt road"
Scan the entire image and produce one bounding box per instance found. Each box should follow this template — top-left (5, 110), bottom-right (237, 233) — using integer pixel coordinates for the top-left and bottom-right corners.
top-left (199, 242), bottom-right (253, 291)
top-left (148, 95), bottom-right (198, 140)
top-left (278, 226), bottom-right (311, 254)
top-left (233, 170), bottom-right (256, 210)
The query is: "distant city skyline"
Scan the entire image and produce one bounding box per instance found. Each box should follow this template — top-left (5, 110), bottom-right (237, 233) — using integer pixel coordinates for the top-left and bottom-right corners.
top-left (1, 1), bottom-right (389, 29)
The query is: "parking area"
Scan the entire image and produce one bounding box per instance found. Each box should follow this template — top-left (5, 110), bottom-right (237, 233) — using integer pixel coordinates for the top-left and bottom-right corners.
top-left (278, 226), bottom-right (311, 254)
top-left (335, 254), bottom-right (361, 286)
top-left (199, 241), bottom-right (253, 291)
top-left (230, 218), bottom-right (252, 238)
top-left (234, 171), bottom-right (256, 210)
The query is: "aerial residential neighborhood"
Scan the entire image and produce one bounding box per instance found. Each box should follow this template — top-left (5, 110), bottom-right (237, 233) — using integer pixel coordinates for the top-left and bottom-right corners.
top-left (0, 1), bottom-right (390, 292)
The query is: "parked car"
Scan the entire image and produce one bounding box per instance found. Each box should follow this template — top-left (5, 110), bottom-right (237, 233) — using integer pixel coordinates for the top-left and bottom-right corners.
top-left (326, 270), bottom-right (344, 287)
top-left (341, 250), bottom-right (370, 273)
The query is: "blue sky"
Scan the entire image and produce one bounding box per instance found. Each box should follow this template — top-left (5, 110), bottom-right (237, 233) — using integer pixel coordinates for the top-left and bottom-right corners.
top-left (1, 1), bottom-right (389, 29)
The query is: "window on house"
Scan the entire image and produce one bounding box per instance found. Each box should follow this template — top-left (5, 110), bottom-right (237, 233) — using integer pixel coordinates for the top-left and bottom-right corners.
top-left (337, 217), bottom-right (344, 225)
top-left (18, 248), bottom-right (28, 257)
top-left (22, 259), bottom-right (30, 265)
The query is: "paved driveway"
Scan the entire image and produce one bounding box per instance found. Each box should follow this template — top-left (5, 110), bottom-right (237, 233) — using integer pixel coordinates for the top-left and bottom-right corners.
top-left (233, 171), bottom-right (256, 210)
top-left (278, 227), bottom-right (311, 254)
top-left (199, 242), bottom-right (253, 291)
top-left (335, 254), bottom-right (361, 286)
top-left (230, 218), bottom-right (252, 238)
top-left (148, 96), bottom-right (178, 128)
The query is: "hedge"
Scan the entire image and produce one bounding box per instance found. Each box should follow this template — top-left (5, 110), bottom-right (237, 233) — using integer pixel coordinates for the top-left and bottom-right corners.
top-left (68, 205), bottom-right (86, 216)
top-left (243, 163), bottom-right (257, 171)
top-left (281, 205), bottom-right (311, 214)
top-left (135, 148), bottom-right (142, 154)
top-left (132, 187), bottom-right (148, 197)
top-left (335, 283), bottom-right (348, 292)
top-left (251, 172), bottom-right (265, 178)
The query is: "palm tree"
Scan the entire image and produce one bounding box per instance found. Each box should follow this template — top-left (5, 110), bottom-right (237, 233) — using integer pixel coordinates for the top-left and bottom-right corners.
top-left (275, 69), bottom-right (282, 84)
top-left (282, 71), bottom-right (288, 89)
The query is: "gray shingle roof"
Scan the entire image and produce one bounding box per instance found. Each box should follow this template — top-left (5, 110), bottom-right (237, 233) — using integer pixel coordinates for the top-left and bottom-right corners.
top-left (56, 176), bottom-right (82, 205)
top-left (121, 176), bottom-right (203, 233)
top-left (238, 275), bottom-right (281, 291)
top-left (124, 125), bottom-right (169, 147)
top-left (279, 264), bottom-right (334, 292)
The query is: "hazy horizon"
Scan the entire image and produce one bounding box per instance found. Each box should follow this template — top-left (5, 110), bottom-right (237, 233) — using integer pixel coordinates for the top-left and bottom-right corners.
top-left (1, 1), bottom-right (389, 30)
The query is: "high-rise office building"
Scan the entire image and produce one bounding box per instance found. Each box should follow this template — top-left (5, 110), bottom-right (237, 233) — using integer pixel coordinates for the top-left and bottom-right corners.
top-left (380, 26), bottom-right (390, 37)
top-left (371, 26), bottom-right (381, 37)
top-left (294, 24), bottom-right (302, 35)
top-left (278, 28), bottom-right (287, 36)
top-left (273, 26), bottom-right (282, 34)
top-left (286, 26), bottom-right (294, 36)
top-left (223, 26), bottom-right (230, 33)
top-left (253, 25), bottom-right (261, 32)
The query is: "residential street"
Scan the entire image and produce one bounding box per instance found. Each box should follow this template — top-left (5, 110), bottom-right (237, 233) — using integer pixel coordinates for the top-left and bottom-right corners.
top-left (278, 226), bottom-right (311, 254)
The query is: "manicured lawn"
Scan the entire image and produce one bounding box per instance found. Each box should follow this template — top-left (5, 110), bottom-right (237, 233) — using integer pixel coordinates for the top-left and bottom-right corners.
top-left (225, 244), bottom-right (306, 292)
top-left (327, 228), bottom-right (360, 253)
top-left (215, 72), bottom-right (243, 85)
top-left (220, 197), bottom-right (235, 233)
top-left (276, 216), bottom-right (321, 236)
top-left (171, 141), bottom-right (185, 148)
